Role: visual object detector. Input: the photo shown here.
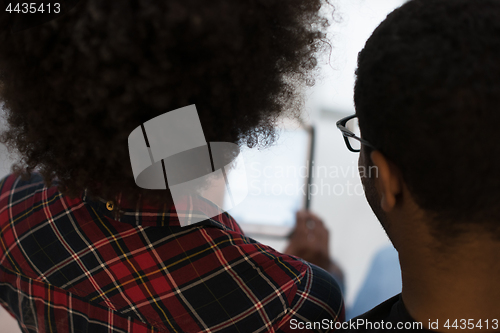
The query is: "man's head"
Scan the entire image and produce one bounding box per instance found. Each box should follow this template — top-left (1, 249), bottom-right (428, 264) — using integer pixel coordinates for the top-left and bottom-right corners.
top-left (355, 0), bottom-right (500, 241)
top-left (0, 0), bottom-right (331, 205)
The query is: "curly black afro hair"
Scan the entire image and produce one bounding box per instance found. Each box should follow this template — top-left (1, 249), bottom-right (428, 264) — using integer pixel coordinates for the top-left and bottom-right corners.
top-left (0, 0), bottom-right (332, 206)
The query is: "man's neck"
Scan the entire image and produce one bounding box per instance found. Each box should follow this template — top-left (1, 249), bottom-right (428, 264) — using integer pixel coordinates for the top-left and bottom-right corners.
top-left (399, 232), bottom-right (500, 332)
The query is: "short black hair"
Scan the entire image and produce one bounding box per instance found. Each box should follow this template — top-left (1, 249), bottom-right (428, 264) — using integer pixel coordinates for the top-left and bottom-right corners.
top-left (355, 0), bottom-right (500, 236)
top-left (0, 0), bottom-right (331, 205)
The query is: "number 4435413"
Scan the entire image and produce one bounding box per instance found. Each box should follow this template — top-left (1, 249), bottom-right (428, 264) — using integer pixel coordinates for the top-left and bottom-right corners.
top-left (5, 3), bottom-right (61, 14)
top-left (444, 319), bottom-right (499, 330)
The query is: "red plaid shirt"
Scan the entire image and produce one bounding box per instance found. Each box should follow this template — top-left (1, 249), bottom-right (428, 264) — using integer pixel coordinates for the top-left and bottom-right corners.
top-left (0, 172), bottom-right (344, 332)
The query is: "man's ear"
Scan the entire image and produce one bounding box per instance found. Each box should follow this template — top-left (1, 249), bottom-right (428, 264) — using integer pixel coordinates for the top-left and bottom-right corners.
top-left (370, 150), bottom-right (402, 212)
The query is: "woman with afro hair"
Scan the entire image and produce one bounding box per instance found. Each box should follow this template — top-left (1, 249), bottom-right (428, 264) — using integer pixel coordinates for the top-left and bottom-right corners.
top-left (0, 0), bottom-right (344, 332)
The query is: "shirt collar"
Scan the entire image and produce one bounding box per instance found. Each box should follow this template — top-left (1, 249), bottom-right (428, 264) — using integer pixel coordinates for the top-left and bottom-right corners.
top-left (81, 189), bottom-right (239, 232)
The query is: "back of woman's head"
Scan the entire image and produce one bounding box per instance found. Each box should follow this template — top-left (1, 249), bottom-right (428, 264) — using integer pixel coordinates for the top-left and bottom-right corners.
top-left (0, 0), bottom-right (331, 204)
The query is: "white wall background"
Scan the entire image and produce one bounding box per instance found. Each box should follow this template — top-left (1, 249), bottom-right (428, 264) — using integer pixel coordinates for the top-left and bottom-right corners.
top-left (251, 0), bottom-right (407, 307)
top-left (0, 1), bottom-right (406, 331)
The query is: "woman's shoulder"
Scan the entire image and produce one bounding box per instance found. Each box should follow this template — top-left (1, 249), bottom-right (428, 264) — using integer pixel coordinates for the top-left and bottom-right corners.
top-left (0, 171), bottom-right (58, 213)
top-left (212, 234), bottom-right (345, 325)
top-left (0, 171), bottom-right (46, 195)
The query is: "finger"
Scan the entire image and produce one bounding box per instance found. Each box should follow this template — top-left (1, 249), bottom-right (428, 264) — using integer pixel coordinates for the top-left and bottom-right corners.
top-left (296, 210), bottom-right (308, 225)
top-left (306, 219), bottom-right (316, 230)
top-left (304, 211), bottom-right (324, 225)
top-left (295, 210), bottom-right (310, 233)
top-left (316, 222), bottom-right (328, 239)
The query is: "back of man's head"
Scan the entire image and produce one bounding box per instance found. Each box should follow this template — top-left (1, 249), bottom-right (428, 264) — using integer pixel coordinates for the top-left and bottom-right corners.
top-left (355, 0), bottom-right (500, 238)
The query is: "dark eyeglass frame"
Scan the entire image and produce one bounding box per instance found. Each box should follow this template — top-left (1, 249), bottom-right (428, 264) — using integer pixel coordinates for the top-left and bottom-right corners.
top-left (336, 114), bottom-right (376, 152)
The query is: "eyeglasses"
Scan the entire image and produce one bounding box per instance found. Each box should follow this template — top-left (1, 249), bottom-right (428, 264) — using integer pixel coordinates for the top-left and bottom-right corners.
top-left (336, 114), bottom-right (376, 152)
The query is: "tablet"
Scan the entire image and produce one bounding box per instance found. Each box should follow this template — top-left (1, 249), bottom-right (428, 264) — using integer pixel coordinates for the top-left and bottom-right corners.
top-left (223, 122), bottom-right (314, 238)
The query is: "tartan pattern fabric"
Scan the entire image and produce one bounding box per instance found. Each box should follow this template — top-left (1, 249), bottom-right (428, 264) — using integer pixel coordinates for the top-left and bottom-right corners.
top-left (0, 172), bottom-right (344, 332)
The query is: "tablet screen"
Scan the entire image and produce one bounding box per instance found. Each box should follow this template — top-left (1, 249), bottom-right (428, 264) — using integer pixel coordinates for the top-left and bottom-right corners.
top-left (223, 126), bottom-right (312, 237)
